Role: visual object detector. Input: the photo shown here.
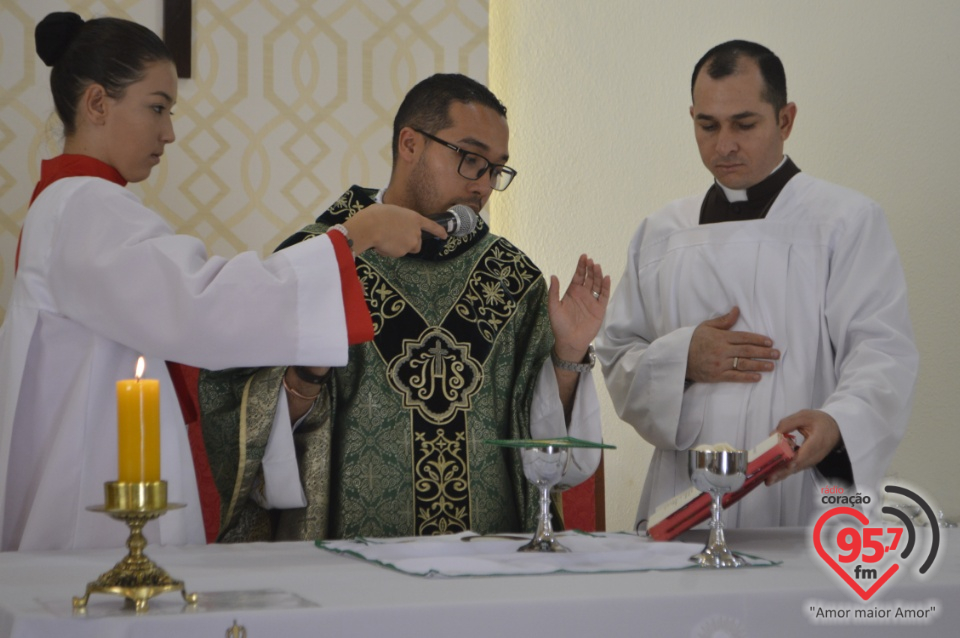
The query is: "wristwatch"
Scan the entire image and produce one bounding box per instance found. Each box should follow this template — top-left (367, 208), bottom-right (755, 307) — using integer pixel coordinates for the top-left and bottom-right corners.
top-left (550, 345), bottom-right (596, 373)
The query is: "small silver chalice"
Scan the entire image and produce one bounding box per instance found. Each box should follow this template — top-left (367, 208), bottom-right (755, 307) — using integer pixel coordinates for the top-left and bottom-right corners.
top-left (688, 447), bottom-right (747, 568)
top-left (518, 445), bottom-right (569, 552)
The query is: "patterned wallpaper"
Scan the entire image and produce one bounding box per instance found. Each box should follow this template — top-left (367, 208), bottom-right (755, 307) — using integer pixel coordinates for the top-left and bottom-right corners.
top-left (0, 0), bottom-right (489, 322)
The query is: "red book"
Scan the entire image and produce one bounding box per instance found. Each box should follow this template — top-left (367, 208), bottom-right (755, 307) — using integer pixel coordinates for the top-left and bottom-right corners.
top-left (646, 433), bottom-right (797, 541)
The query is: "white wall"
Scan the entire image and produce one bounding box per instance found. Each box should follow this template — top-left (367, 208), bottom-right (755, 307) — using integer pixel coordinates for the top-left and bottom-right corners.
top-left (491, 0), bottom-right (960, 530)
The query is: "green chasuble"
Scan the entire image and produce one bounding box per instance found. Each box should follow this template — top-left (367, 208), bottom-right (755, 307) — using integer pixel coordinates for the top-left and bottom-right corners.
top-left (201, 186), bottom-right (552, 541)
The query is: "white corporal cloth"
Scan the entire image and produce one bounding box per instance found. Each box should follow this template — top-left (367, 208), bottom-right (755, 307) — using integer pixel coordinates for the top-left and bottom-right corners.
top-left (317, 531), bottom-right (777, 577)
top-left (0, 176), bottom-right (352, 551)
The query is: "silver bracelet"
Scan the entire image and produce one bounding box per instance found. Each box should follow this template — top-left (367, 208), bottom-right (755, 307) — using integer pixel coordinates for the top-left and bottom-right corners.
top-left (328, 223), bottom-right (356, 258)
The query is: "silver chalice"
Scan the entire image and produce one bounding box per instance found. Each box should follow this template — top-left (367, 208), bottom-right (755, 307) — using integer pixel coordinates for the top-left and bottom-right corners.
top-left (517, 445), bottom-right (569, 552)
top-left (688, 447), bottom-right (747, 568)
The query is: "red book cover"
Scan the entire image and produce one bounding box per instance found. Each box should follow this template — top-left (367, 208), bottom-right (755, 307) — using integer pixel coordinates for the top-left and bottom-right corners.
top-left (646, 433), bottom-right (797, 541)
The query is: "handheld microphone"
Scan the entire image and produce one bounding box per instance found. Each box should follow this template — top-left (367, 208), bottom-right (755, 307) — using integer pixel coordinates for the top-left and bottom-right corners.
top-left (424, 205), bottom-right (477, 239)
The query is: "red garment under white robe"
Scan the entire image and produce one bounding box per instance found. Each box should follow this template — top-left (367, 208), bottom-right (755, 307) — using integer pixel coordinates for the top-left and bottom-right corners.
top-left (0, 155), bottom-right (371, 551)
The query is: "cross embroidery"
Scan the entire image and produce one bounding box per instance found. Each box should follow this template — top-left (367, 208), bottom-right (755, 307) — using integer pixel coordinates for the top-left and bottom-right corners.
top-left (364, 464), bottom-right (376, 490)
top-left (420, 268), bottom-right (434, 288)
top-left (358, 391), bottom-right (380, 422)
top-left (428, 341), bottom-right (449, 377)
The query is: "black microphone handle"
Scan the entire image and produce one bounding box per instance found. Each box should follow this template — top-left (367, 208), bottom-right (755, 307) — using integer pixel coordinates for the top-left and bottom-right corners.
top-left (426, 211), bottom-right (459, 234)
top-left (422, 205), bottom-right (476, 240)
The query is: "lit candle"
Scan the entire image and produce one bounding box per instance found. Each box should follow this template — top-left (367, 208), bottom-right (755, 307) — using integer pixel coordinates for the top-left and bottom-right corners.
top-left (116, 356), bottom-right (161, 483)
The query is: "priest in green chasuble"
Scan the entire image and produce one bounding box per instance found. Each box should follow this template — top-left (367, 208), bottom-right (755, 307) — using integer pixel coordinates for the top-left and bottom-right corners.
top-left (200, 74), bottom-right (609, 541)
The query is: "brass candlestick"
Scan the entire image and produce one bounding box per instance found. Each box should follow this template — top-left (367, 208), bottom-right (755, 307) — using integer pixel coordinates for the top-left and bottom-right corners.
top-left (72, 481), bottom-right (197, 613)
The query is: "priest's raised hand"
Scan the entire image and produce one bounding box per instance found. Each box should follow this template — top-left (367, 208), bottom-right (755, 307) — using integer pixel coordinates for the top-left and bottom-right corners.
top-left (547, 254), bottom-right (610, 420)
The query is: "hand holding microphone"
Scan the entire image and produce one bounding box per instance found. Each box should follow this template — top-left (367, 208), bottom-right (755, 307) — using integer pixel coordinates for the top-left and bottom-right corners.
top-left (340, 203), bottom-right (476, 257)
top-left (342, 204), bottom-right (447, 257)
top-left (422, 204), bottom-right (478, 239)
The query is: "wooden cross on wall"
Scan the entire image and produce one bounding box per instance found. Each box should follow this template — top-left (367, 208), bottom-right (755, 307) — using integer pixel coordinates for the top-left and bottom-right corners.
top-left (163, 0), bottom-right (192, 78)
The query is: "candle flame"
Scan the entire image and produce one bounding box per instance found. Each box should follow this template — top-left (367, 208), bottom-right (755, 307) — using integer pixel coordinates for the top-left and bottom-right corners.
top-left (135, 356), bottom-right (145, 380)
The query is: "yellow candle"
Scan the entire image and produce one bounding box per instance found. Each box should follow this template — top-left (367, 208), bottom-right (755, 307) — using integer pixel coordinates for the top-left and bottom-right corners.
top-left (117, 357), bottom-right (161, 483)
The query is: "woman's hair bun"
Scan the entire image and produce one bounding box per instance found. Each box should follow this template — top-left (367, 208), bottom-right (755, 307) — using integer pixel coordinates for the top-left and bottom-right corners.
top-left (35, 12), bottom-right (85, 67)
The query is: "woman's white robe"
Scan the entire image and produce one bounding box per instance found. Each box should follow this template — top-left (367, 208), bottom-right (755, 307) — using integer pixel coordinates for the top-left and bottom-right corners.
top-left (0, 176), bottom-right (352, 550)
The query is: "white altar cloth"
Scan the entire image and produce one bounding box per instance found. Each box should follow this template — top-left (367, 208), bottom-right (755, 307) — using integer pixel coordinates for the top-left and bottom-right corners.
top-left (0, 528), bottom-right (956, 638)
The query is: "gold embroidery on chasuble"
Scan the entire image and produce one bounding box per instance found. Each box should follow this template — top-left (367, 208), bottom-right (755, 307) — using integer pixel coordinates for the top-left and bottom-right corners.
top-left (354, 239), bottom-right (541, 536)
top-left (304, 187), bottom-right (543, 536)
top-left (455, 246), bottom-right (538, 342)
top-left (388, 327), bottom-right (481, 424)
top-left (388, 328), bottom-right (480, 535)
top-left (357, 263), bottom-right (407, 334)
top-left (413, 427), bottom-right (469, 535)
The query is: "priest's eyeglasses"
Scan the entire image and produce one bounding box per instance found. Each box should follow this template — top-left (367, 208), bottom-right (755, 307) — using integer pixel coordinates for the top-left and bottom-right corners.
top-left (414, 129), bottom-right (518, 191)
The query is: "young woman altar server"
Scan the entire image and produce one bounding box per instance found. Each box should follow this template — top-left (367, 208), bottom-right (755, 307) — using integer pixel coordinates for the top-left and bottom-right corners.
top-left (0, 12), bottom-right (445, 551)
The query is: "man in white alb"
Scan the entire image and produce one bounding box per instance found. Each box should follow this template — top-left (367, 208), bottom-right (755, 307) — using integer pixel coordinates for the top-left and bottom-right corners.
top-left (596, 40), bottom-right (918, 530)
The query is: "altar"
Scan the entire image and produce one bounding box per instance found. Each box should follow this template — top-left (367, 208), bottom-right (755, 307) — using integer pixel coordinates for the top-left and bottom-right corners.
top-left (0, 527), bottom-right (955, 637)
